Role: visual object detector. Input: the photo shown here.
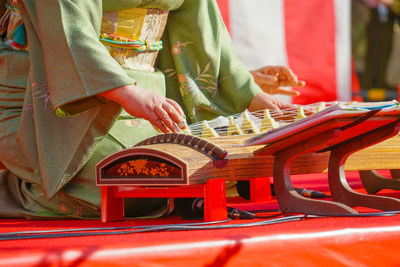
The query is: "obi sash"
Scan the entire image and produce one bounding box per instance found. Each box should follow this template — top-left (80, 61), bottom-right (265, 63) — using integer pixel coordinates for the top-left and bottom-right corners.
top-left (101, 8), bottom-right (169, 72)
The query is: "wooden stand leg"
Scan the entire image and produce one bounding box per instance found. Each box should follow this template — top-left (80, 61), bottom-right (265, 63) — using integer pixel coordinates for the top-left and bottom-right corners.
top-left (329, 125), bottom-right (400, 211)
top-left (359, 170), bottom-right (400, 194)
top-left (250, 177), bottom-right (272, 202)
top-left (101, 186), bottom-right (125, 222)
top-left (204, 178), bottom-right (228, 221)
top-left (390, 169), bottom-right (400, 179)
top-left (273, 129), bottom-right (357, 215)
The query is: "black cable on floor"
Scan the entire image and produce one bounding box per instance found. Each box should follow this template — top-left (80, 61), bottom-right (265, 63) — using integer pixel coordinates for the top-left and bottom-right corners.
top-left (0, 215), bottom-right (305, 241)
top-left (1, 208), bottom-right (399, 241)
top-left (0, 219), bottom-right (232, 239)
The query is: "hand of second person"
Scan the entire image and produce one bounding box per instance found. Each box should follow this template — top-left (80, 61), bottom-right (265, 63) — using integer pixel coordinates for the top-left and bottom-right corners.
top-left (100, 85), bottom-right (187, 133)
top-left (250, 66), bottom-right (305, 96)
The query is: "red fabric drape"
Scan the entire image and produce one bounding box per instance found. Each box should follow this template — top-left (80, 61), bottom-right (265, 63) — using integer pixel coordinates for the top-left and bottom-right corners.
top-left (284, 0), bottom-right (337, 104)
top-left (216, 0), bottom-right (230, 33)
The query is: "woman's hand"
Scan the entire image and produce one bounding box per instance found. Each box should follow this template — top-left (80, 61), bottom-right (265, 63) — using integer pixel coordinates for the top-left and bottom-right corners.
top-left (101, 85), bottom-right (187, 133)
top-left (248, 91), bottom-right (296, 114)
top-left (250, 66), bottom-right (305, 96)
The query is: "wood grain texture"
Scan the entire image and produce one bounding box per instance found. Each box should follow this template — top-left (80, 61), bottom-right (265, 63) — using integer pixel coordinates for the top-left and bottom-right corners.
top-left (140, 134), bottom-right (400, 185)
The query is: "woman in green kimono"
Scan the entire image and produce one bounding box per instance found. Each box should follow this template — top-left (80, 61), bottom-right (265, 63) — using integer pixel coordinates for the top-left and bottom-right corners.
top-left (0, 0), bottom-right (302, 218)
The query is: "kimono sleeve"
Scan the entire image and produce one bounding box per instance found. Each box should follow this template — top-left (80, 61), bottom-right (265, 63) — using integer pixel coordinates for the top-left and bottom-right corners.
top-left (21, 0), bottom-right (135, 115)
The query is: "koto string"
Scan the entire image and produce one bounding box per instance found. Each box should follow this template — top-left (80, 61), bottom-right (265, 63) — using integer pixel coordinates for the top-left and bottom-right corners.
top-left (187, 100), bottom-right (398, 144)
top-left (187, 101), bottom-right (332, 144)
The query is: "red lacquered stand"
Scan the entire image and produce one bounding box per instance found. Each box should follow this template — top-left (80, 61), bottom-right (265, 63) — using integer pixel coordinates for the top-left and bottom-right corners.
top-left (250, 177), bottom-right (272, 203)
top-left (101, 178), bottom-right (228, 223)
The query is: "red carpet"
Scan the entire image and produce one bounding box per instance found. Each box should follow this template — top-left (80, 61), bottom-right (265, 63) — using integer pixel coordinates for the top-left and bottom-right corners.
top-left (1, 171), bottom-right (400, 266)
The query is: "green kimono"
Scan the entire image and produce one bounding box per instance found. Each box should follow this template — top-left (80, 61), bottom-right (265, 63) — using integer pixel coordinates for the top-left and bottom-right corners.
top-left (0, 0), bottom-right (261, 218)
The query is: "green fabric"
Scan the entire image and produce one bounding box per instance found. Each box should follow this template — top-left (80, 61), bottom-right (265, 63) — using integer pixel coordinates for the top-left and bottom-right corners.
top-left (25, 0), bottom-right (134, 112)
top-left (102, 0), bottom-right (184, 11)
top-left (0, 0), bottom-right (263, 218)
top-left (157, 0), bottom-right (261, 123)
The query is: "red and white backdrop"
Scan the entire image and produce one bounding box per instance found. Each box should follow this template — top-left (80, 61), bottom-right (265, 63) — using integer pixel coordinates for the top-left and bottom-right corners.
top-left (216, 0), bottom-right (352, 105)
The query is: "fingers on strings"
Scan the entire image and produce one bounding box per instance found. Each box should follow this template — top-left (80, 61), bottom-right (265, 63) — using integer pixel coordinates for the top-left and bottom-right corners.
top-left (153, 100), bottom-right (187, 133)
top-left (150, 115), bottom-right (169, 133)
top-left (165, 99), bottom-right (188, 130)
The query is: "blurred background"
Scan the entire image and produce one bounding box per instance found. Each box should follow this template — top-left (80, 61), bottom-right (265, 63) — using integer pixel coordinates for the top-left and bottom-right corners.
top-left (216, 0), bottom-right (400, 104)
